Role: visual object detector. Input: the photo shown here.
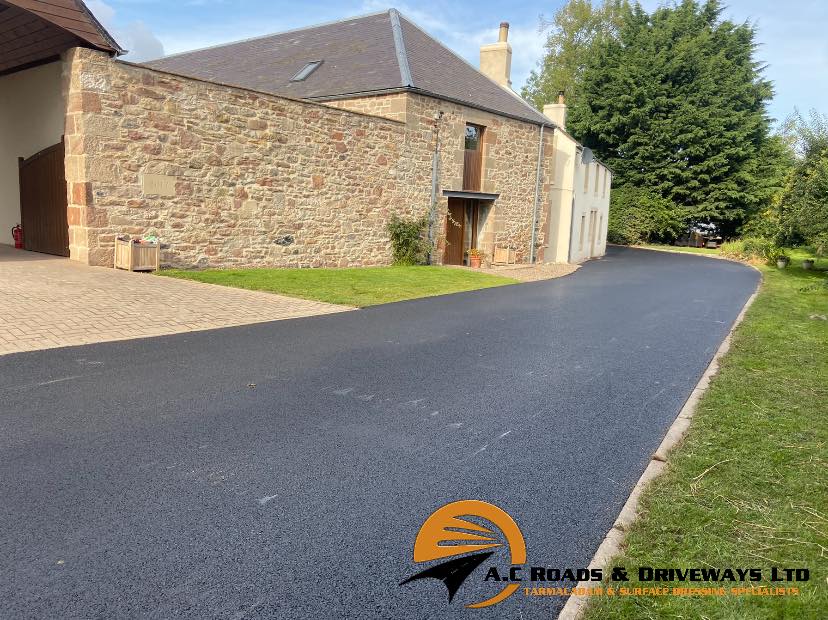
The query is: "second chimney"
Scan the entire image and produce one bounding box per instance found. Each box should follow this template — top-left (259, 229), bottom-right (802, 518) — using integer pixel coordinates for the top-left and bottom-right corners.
top-left (543, 91), bottom-right (567, 130)
top-left (480, 22), bottom-right (513, 90)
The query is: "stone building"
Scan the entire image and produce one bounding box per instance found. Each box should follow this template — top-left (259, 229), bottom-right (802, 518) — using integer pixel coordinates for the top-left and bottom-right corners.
top-left (0, 1), bottom-right (611, 268)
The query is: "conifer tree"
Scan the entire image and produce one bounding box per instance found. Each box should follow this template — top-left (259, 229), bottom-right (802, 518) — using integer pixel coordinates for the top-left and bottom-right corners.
top-left (568, 0), bottom-right (776, 232)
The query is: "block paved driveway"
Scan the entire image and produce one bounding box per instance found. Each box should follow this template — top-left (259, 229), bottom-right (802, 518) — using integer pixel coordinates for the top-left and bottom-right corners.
top-left (0, 247), bottom-right (759, 619)
top-left (0, 245), bottom-right (349, 355)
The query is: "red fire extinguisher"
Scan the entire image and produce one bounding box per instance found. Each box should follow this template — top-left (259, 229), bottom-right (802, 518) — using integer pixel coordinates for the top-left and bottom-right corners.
top-left (12, 224), bottom-right (23, 249)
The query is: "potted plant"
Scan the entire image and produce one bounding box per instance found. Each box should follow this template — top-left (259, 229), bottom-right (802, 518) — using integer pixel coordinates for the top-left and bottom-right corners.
top-left (802, 258), bottom-right (815, 270)
top-left (467, 248), bottom-right (484, 268)
top-left (773, 251), bottom-right (790, 269)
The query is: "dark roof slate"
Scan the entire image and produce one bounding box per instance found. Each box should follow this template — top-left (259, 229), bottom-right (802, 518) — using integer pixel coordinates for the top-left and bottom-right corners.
top-left (143, 9), bottom-right (549, 125)
top-left (397, 14), bottom-right (548, 124)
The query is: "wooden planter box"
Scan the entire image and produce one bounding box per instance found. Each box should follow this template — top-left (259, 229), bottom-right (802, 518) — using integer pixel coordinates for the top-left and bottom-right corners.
top-left (493, 247), bottom-right (516, 265)
top-left (114, 238), bottom-right (160, 272)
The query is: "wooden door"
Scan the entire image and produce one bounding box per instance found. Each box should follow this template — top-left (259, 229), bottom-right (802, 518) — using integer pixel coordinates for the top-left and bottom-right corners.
top-left (19, 140), bottom-right (69, 257)
top-left (443, 198), bottom-right (465, 265)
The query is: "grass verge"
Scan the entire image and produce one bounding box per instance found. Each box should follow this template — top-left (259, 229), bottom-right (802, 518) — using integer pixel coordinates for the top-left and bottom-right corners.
top-left (585, 248), bottom-right (827, 619)
top-left (638, 242), bottom-right (721, 255)
top-left (158, 265), bottom-right (519, 307)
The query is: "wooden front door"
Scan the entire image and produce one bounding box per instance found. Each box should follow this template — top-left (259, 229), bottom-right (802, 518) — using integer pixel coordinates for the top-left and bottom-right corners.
top-left (443, 198), bottom-right (481, 265)
top-left (443, 198), bottom-right (465, 265)
top-left (19, 140), bottom-right (69, 257)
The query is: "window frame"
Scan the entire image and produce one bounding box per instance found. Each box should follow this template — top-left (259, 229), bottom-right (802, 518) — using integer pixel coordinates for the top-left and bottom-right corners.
top-left (290, 60), bottom-right (323, 82)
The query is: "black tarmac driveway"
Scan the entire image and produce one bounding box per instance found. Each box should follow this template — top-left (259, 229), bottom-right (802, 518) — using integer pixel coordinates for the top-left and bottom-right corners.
top-left (0, 247), bottom-right (759, 619)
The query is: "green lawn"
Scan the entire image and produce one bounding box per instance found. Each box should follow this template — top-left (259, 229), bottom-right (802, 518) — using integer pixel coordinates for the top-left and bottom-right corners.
top-left (639, 242), bottom-right (721, 255)
top-left (158, 265), bottom-right (519, 307)
top-left (585, 249), bottom-right (828, 619)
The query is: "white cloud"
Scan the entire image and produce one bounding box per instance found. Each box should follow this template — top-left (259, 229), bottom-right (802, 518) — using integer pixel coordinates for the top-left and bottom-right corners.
top-left (85, 0), bottom-right (115, 25)
top-left (86, 0), bottom-right (165, 61)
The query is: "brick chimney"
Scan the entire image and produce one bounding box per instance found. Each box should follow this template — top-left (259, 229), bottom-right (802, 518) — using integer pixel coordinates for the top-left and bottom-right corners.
top-left (480, 22), bottom-right (512, 90)
top-left (543, 91), bottom-right (567, 130)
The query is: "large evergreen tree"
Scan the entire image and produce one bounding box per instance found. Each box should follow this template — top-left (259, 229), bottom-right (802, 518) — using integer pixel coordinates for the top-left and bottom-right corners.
top-left (568, 0), bottom-right (776, 233)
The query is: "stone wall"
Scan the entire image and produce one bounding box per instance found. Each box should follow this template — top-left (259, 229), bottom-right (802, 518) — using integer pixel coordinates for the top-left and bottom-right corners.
top-left (64, 48), bottom-right (424, 268)
top-left (65, 48), bottom-right (560, 269)
top-left (324, 93), bottom-right (408, 123)
top-left (328, 92), bottom-right (556, 264)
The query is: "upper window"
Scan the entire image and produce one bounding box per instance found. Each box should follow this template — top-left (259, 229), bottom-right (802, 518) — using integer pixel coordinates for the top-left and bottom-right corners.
top-left (465, 124), bottom-right (483, 151)
top-left (291, 60), bottom-right (323, 82)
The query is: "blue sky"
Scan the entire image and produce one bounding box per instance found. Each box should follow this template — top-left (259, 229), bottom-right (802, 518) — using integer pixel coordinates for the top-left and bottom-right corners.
top-left (86, 1), bottom-right (826, 126)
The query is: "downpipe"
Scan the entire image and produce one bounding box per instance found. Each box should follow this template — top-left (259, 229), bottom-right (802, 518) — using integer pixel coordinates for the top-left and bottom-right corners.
top-left (529, 124), bottom-right (549, 263)
top-left (427, 111), bottom-right (444, 265)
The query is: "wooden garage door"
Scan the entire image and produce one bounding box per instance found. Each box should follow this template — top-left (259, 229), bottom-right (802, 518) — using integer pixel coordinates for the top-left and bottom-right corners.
top-left (19, 140), bottom-right (69, 257)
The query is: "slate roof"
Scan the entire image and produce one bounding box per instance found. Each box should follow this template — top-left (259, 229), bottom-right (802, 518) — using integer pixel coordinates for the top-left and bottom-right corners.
top-left (143, 9), bottom-right (550, 126)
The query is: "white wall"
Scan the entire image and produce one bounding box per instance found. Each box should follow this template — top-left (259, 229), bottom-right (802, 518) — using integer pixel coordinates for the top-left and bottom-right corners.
top-left (542, 125), bottom-right (611, 264)
top-left (544, 130), bottom-right (578, 263)
top-left (0, 62), bottom-right (65, 245)
top-left (569, 158), bottom-right (610, 263)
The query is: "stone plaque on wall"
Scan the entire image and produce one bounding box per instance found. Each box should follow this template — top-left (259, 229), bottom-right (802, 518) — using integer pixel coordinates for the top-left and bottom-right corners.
top-left (141, 173), bottom-right (177, 197)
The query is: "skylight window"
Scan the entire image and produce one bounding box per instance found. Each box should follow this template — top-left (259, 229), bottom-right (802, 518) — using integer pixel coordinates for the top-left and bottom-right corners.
top-left (291, 60), bottom-right (323, 82)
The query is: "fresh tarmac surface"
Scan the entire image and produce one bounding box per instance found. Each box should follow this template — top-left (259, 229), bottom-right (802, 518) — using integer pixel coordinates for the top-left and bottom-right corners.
top-left (0, 247), bottom-right (759, 619)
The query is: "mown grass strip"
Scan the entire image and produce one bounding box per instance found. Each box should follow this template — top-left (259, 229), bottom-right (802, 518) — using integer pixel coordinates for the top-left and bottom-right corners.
top-left (159, 265), bottom-right (519, 307)
top-left (584, 249), bottom-right (827, 619)
top-left (639, 243), bottom-right (721, 255)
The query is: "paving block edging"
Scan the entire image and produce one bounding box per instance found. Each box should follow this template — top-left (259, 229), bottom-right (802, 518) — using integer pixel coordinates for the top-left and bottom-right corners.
top-left (557, 250), bottom-right (763, 620)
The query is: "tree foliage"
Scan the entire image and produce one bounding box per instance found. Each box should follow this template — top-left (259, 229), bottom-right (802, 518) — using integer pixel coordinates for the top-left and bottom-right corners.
top-left (606, 186), bottom-right (685, 244)
top-left (777, 110), bottom-right (828, 253)
top-left (522, 1), bottom-right (627, 111)
top-left (567, 0), bottom-right (778, 232)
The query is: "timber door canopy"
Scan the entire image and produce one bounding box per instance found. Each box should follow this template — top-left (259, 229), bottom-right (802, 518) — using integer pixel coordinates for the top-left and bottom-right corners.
top-left (443, 189), bottom-right (500, 201)
top-left (0, 0), bottom-right (123, 76)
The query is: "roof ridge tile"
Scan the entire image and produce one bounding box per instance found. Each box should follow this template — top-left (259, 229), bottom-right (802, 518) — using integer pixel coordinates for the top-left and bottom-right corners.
top-left (388, 8), bottom-right (413, 88)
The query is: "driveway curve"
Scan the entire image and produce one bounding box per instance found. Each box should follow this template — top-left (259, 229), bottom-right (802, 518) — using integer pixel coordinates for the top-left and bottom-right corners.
top-left (0, 247), bottom-right (760, 619)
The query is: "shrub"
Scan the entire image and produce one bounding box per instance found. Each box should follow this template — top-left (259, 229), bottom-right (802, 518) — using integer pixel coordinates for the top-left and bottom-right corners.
top-left (720, 237), bottom-right (780, 263)
top-left (607, 187), bottom-right (685, 245)
top-left (719, 240), bottom-right (744, 259)
top-left (387, 214), bottom-right (431, 265)
top-left (810, 232), bottom-right (828, 257)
